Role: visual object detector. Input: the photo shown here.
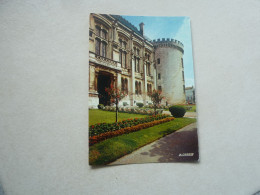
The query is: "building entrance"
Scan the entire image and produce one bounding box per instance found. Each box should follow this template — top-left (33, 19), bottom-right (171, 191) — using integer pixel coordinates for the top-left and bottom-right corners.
top-left (97, 73), bottom-right (112, 106)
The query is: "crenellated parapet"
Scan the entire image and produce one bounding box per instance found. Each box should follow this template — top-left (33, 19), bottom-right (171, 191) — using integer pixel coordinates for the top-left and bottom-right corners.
top-left (152, 38), bottom-right (184, 53)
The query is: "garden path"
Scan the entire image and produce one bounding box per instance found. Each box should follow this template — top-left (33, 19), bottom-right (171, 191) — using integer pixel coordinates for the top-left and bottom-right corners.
top-left (109, 122), bottom-right (198, 165)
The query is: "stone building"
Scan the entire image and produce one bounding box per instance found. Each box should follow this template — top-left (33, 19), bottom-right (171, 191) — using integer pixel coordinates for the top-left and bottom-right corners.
top-left (89, 14), bottom-right (186, 108)
top-left (185, 86), bottom-right (196, 104)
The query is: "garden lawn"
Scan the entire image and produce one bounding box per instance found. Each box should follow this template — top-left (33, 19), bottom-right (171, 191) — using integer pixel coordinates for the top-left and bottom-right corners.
top-left (89, 117), bottom-right (196, 165)
top-left (186, 105), bottom-right (196, 112)
top-left (89, 109), bottom-right (147, 125)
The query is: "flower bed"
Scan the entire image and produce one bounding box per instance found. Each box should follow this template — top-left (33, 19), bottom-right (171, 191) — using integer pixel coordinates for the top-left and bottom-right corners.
top-left (104, 106), bottom-right (164, 115)
top-left (89, 116), bottom-right (175, 146)
top-left (89, 114), bottom-right (169, 137)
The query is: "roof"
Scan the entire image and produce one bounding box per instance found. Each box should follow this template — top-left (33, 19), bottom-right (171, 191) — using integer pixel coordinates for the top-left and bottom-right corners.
top-left (111, 15), bottom-right (143, 36)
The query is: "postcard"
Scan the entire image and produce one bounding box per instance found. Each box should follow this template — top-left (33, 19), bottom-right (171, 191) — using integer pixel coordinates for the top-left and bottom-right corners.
top-left (88, 13), bottom-right (198, 165)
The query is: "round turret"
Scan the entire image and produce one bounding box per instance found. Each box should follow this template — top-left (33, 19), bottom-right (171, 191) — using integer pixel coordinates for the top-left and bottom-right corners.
top-left (153, 38), bottom-right (186, 105)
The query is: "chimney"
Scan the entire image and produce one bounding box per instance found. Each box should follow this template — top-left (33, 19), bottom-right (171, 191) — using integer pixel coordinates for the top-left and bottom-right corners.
top-left (139, 22), bottom-right (144, 36)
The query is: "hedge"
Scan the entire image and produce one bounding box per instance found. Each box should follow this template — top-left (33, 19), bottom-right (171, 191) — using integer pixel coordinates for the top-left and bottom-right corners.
top-left (89, 114), bottom-right (169, 137)
top-left (89, 117), bottom-right (175, 145)
top-left (104, 106), bottom-right (164, 115)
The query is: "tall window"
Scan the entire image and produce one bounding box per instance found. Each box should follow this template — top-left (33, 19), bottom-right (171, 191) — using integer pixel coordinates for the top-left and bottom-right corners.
top-left (158, 86), bottom-right (162, 92)
top-left (158, 73), bottom-right (161, 80)
top-left (119, 38), bottom-right (128, 68)
top-left (157, 58), bottom-right (160, 64)
top-left (123, 42), bottom-right (126, 49)
top-left (119, 50), bottom-right (122, 64)
top-left (121, 78), bottom-right (125, 92)
top-left (138, 82), bottom-right (142, 94)
top-left (147, 84), bottom-right (152, 93)
top-left (95, 38), bottom-right (101, 55)
top-left (95, 26), bottom-right (101, 36)
top-left (135, 81), bottom-right (138, 94)
top-left (125, 78), bottom-right (128, 94)
top-left (137, 58), bottom-right (140, 72)
top-left (124, 52), bottom-right (127, 68)
top-left (95, 26), bottom-right (107, 57)
top-left (134, 46), bottom-right (141, 73)
top-left (135, 81), bottom-right (141, 95)
top-left (146, 63), bottom-right (151, 76)
top-left (134, 56), bottom-right (137, 72)
top-left (181, 58), bottom-right (183, 68)
top-left (101, 30), bottom-right (107, 39)
top-left (122, 52), bottom-right (125, 68)
top-left (121, 78), bottom-right (128, 94)
top-left (101, 42), bottom-right (107, 57)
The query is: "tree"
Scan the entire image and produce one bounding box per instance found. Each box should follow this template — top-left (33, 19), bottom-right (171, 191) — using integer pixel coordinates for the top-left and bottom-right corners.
top-left (105, 83), bottom-right (126, 122)
top-left (148, 89), bottom-right (164, 115)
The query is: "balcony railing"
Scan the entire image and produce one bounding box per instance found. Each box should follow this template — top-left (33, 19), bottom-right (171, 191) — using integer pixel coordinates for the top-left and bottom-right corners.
top-left (95, 54), bottom-right (117, 67)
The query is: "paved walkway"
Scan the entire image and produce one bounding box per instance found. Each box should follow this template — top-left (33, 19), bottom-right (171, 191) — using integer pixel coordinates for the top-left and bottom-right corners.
top-left (110, 123), bottom-right (198, 165)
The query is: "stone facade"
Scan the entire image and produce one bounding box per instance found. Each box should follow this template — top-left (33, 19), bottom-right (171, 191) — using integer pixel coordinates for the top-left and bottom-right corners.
top-left (89, 14), bottom-right (186, 108)
top-left (185, 86), bottom-right (196, 104)
top-left (153, 39), bottom-right (186, 104)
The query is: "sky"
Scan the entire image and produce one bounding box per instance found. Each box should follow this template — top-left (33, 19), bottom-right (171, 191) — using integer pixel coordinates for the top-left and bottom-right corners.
top-left (122, 15), bottom-right (195, 87)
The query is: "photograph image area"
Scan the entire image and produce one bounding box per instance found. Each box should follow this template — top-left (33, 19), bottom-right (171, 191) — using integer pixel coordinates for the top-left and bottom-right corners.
top-left (88, 14), bottom-right (198, 165)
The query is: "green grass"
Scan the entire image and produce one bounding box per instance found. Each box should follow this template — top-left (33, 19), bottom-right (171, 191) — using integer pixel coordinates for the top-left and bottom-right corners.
top-left (89, 118), bottom-right (196, 165)
top-left (89, 109), bottom-right (148, 125)
top-left (186, 105), bottom-right (196, 112)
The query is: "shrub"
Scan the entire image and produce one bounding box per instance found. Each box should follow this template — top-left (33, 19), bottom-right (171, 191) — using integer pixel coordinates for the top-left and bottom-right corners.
top-left (98, 104), bottom-right (104, 109)
top-left (136, 102), bottom-right (144, 108)
top-left (169, 106), bottom-right (186, 118)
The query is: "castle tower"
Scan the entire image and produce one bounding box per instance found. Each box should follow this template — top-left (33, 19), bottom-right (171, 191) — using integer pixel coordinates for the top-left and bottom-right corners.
top-left (153, 38), bottom-right (186, 105)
